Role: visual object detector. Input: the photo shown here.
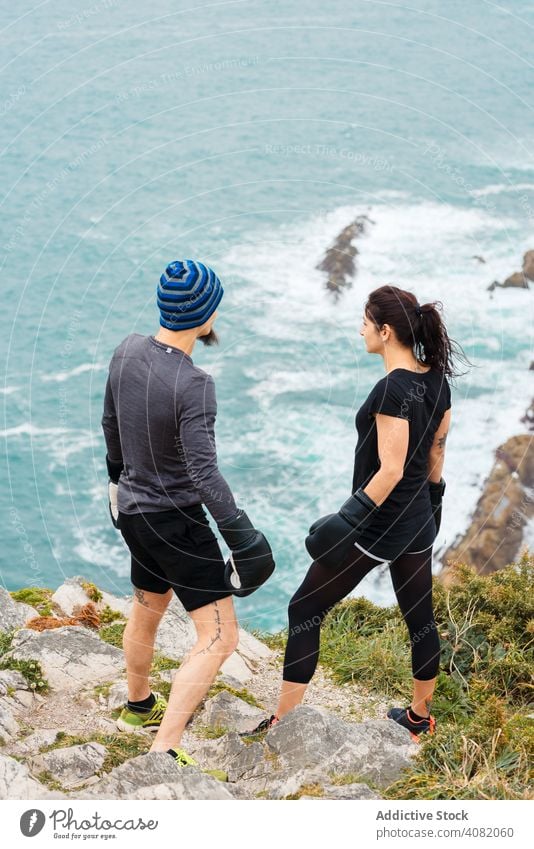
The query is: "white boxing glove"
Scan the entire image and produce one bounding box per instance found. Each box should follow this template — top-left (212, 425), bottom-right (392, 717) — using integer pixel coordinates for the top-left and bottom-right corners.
top-left (106, 454), bottom-right (123, 530)
top-left (108, 481), bottom-right (120, 529)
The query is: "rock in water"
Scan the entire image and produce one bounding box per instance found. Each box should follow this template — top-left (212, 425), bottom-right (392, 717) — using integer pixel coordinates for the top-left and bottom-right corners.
top-left (316, 215), bottom-right (372, 298)
top-left (439, 432), bottom-right (534, 580)
top-left (501, 271), bottom-right (529, 289)
top-left (487, 248), bottom-right (534, 291)
top-left (523, 249), bottom-right (534, 282)
top-left (520, 397), bottom-right (534, 432)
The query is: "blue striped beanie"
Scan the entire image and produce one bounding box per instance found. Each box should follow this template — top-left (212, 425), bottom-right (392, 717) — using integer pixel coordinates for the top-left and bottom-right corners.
top-left (156, 259), bottom-right (224, 330)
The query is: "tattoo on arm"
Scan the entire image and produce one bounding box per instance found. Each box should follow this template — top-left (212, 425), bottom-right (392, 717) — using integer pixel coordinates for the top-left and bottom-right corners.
top-left (437, 431), bottom-right (448, 451)
top-left (134, 588), bottom-right (150, 608)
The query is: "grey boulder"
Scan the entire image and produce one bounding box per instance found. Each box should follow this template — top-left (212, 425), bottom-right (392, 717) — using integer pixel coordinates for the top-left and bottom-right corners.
top-left (74, 752), bottom-right (235, 800)
top-left (0, 588), bottom-right (38, 633)
top-left (28, 743), bottom-right (108, 790)
top-left (5, 626), bottom-right (124, 691)
top-left (265, 705), bottom-right (416, 788)
top-left (198, 690), bottom-right (265, 733)
top-left (0, 754), bottom-right (67, 800)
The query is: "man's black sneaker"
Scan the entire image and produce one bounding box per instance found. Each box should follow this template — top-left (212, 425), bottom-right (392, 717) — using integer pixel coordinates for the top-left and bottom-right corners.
top-left (239, 714), bottom-right (280, 739)
top-left (387, 706), bottom-right (436, 743)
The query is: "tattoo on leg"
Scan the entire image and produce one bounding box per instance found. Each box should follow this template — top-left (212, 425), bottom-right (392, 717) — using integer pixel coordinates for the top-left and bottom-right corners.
top-left (180, 601), bottom-right (223, 668)
top-left (134, 588), bottom-right (150, 608)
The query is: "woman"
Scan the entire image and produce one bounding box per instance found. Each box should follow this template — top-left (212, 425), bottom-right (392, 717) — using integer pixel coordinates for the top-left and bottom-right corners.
top-left (243, 285), bottom-right (469, 743)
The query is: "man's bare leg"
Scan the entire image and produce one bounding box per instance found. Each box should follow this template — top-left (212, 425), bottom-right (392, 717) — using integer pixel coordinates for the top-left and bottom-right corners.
top-left (149, 595), bottom-right (238, 752)
top-left (123, 587), bottom-right (173, 701)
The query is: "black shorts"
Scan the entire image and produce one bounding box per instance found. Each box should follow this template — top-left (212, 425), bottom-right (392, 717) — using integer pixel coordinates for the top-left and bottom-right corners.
top-left (118, 503), bottom-right (232, 612)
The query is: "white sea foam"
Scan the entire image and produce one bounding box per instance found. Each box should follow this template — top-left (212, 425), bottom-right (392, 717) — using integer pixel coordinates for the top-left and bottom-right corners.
top-left (41, 362), bottom-right (107, 382)
top-left (471, 182), bottom-right (534, 197)
top-left (72, 524), bottom-right (130, 579)
top-left (219, 200), bottom-right (534, 609)
top-left (0, 423), bottom-right (71, 439)
top-left (0, 421), bottom-right (102, 465)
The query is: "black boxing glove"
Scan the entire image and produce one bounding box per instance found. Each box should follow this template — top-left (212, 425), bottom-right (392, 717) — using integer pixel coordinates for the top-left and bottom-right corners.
top-left (429, 477), bottom-right (446, 536)
top-left (217, 509), bottom-right (275, 598)
top-left (308, 514), bottom-right (336, 537)
top-left (106, 454), bottom-right (123, 530)
top-left (305, 487), bottom-right (379, 569)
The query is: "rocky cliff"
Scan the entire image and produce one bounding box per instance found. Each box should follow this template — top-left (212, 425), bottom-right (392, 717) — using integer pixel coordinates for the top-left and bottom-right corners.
top-left (439, 403), bottom-right (534, 583)
top-left (0, 578), bottom-right (419, 801)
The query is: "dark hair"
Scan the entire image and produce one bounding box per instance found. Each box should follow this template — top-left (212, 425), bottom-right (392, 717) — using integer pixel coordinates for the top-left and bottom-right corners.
top-left (364, 284), bottom-right (472, 381)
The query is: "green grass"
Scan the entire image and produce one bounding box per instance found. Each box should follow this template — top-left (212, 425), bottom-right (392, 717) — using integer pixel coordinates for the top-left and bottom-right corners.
top-left (0, 630), bottom-right (14, 656)
top-left (207, 681), bottom-right (264, 709)
top-left (40, 730), bottom-right (150, 774)
top-left (92, 682), bottom-right (114, 700)
top-left (255, 550), bottom-right (534, 800)
top-left (0, 659), bottom-right (49, 693)
top-left (0, 630), bottom-right (49, 692)
top-left (152, 653), bottom-right (180, 673)
top-left (328, 771), bottom-right (381, 792)
top-left (98, 622), bottom-right (126, 648)
top-left (36, 769), bottom-right (64, 791)
top-left (81, 581), bottom-right (103, 603)
top-left (9, 587), bottom-right (54, 617)
top-left (383, 697), bottom-right (534, 800)
top-left (148, 657), bottom-right (181, 701)
top-left (99, 606), bottom-right (124, 624)
top-left (250, 628), bottom-right (286, 652)
top-left (285, 783), bottom-right (325, 799)
top-left (195, 724), bottom-right (229, 739)
top-left (150, 676), bottom-right (171, 701)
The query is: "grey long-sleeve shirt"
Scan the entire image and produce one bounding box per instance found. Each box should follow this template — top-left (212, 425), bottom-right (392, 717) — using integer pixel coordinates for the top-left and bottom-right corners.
top-left (101, 333), bottom-right (238, 523)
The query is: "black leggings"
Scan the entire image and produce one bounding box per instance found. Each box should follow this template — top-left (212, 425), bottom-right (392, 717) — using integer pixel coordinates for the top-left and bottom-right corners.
top-left (282, 543), bottom-right (440, 684)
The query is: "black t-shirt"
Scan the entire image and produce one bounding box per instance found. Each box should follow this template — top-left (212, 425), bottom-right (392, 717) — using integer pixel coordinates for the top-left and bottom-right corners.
top-left (351, 367), bottom-right (451, 560)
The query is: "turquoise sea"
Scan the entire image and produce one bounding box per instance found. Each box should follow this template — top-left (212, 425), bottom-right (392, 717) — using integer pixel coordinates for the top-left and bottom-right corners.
top-left (1, 0), bottom-right (533, 631)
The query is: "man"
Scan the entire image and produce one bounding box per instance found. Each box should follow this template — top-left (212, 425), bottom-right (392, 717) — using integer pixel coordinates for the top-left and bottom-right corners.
top-left (101, 259), bottom-right (273, 770)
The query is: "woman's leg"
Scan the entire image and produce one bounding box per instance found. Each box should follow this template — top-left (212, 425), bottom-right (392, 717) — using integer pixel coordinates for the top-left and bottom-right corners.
top-left (388, 545), bottom-right (440, 717)
top-left (276, 546), bottom-right (387, 718)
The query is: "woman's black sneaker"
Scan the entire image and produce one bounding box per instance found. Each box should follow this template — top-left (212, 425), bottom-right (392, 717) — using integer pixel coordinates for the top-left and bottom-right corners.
top-left (239, 714), bottom-right (280, 739)
top-left (387, 706), bottom-right (436, 743)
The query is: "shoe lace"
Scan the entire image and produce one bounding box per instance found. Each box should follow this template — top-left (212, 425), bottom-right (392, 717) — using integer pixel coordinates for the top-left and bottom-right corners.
top-left (257, 714), bottom-right (278, 732)
top-left (169, 748), bottom-right (197, 767)
top-left (147, 693), bottom-right (167, 718)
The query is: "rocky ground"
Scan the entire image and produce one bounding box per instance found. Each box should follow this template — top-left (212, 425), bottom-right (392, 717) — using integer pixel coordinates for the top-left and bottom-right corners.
top-left (0, 578), bottom-right (420, 801)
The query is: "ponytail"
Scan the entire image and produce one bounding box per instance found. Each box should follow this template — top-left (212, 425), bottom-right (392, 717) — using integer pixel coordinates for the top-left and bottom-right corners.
top-left (365, 285), bottom-right (473, 380)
